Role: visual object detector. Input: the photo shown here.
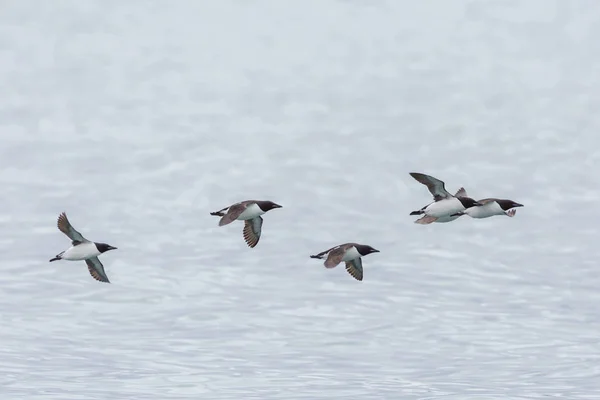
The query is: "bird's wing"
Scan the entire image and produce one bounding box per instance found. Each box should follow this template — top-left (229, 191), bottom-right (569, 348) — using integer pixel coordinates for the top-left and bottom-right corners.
top-left (476, 198), bottom-right (497, 205)
top-left (455, 187), bottom-right (468, 197)
top-left (345, 258), bottom-right (364, 281)
top-left (85, 257), bottom-right (111, 283)
top-left (57, 212), bottom-right (88, 244)
top-left (409, 172), bottom-right (452, 201)
top-left (242, 217), bottom-right (263, 248)
top-left (324, 245), bottom-right (349, 268)
top-left (218, 202), bottom-right (249, 226)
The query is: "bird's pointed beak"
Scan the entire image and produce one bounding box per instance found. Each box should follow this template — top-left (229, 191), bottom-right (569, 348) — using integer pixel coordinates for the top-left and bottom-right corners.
top-left (109, 246), bottom-right (118, 250)
top-left (473, 202), bottom-right (483, 207)
top-left (274, 204), bottom-right (282, 208)
top-left (373, 249), bottom-right (380, 253)
top-left (513, 203), bottom-right (524, 208)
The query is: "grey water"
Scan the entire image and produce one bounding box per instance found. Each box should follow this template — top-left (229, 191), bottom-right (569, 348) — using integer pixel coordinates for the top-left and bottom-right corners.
top-left (1, 0), bottom-right (600, 398)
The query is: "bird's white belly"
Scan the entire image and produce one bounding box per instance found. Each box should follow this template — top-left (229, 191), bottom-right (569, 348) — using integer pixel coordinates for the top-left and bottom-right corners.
top-left (62, 242), bottom-right (100, 261)
top-left (342, 247), bottom-right (361, 262)
top-left (237, 203), bottom-right (264, 220)
top-left (425, 198), bottom-right (464, 217)
top-left (466, 202), bottom-right (503, 218)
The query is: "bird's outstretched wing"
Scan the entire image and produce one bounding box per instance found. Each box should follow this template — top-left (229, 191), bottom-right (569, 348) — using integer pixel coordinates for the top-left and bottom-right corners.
top-left (455, 187), bottom-right (468, 197)
top-left (218, 202), bottom-right (249, 226)
top-left (324, 245), bottom-right (351, 268)
top-left (85, 257), bottom-right (111, 283)
top-left (345, 258), bottom-right (364, 281)
top-left (243, 217), bottom-right (263, 248)
top-left (476, 198), bottom-right (498, 205)
top-left (57, 212), bottom-right (88, 245)
top-left (409, 173), bottom-right (452, 201)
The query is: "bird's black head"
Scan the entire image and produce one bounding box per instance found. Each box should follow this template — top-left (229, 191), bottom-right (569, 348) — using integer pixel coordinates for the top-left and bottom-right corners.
top-left (496, 199), bottom-right (524, 211)
top-left (256, 200), bottom-right (282, 212)
top-left (355, 244), bottom-right (380, 256)
top-left (95, 243), bottom-right (118, 253)
top-left (457, 196), bottom-right (481, 209)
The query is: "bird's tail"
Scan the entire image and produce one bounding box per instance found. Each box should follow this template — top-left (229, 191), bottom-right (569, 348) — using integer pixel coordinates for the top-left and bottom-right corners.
top-left (210, 207), bottom-right (228, 217)
top-left (49, 251), bottom-right (64, 262)
top-left (410, 210), bottom-right (423, 216)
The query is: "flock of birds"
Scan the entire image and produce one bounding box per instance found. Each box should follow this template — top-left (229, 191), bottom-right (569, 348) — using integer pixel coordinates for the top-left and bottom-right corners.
top-left (49, 172), bottom-right (524, 283)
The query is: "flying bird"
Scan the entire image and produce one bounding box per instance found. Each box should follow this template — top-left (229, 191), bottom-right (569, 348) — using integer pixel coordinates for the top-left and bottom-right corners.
top-left (427, 187), bottom-right (470, 223)
top-left (451, 198), bottom-right (523, 219)
top-left (310, 243), bottom-right (380, 281)
top-left (210, 200), bottom-right (282, 248)
top-left (409, 172), bottom-right (481, 224)
top-left (49, 212), bottom-right (117, 283)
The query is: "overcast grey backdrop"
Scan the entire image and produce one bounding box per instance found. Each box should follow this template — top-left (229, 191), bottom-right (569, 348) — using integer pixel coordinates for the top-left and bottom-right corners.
top-left (1, 0), bottom-right (600, 399)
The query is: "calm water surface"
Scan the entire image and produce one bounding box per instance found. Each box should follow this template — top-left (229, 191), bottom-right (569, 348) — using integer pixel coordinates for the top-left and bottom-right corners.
top-left (1, 1), bottom-right (600, 398)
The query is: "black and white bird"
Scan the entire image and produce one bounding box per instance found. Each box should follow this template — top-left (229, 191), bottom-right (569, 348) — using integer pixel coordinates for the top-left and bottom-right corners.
top-left (452, 198), bottom-right (523, 219)
top-left (49, 212), bottom-right (117, 283)
top-left (210, 200), bottom-right (282, 248)
top-left (427, 187), bottom-right (470, 223)
top-left (409, 172), bottom-right (481, 224)
top-left (310, 243), bottom-right (380, 281)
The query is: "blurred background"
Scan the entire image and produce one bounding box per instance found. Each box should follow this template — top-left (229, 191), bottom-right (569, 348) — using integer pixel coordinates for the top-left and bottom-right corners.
top-left (1, 0), bottom-right (599, 398)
